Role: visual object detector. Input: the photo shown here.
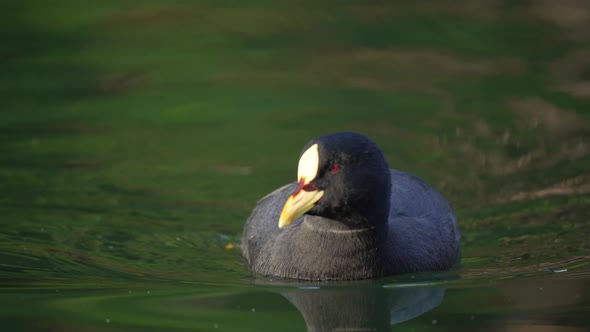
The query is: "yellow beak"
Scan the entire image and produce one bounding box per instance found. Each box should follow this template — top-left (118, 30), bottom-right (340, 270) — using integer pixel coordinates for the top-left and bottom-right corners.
top-left (278, 178), bottom-right (324, 228)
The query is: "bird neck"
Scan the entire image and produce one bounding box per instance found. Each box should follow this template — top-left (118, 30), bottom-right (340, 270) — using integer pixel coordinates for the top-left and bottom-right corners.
top-left (302, 216), bottom-right (377, 234)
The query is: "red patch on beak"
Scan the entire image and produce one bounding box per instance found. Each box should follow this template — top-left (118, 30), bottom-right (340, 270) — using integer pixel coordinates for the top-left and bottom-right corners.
top-left (291, 178), bottom-right (317, 197)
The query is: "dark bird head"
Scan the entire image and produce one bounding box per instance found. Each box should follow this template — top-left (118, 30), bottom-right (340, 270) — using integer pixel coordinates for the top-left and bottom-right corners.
top-left (279, 132), bottom-right (392, 230)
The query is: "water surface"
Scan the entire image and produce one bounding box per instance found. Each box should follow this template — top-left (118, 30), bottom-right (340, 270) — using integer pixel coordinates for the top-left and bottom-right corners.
top-left (1, 1), bottom-right (590, 331)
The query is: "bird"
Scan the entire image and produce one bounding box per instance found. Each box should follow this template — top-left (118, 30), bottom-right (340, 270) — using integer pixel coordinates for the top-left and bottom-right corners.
top-left (241, 132), bottom-right (460, 280)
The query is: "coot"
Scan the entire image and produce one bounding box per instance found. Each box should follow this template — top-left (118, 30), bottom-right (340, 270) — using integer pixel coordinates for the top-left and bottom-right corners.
top-left (241, 132), bottom-right (460, 280)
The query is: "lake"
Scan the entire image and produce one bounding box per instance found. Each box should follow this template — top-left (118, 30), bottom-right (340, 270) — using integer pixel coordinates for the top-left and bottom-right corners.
top-left (1, 1), bottom-right (589, 331)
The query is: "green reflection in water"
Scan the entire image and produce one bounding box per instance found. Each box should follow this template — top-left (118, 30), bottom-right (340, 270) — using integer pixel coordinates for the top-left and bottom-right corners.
top-left (1, 0), bottom-right (590, 331)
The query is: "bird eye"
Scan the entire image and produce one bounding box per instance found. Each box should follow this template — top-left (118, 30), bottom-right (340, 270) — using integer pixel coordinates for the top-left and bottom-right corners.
top-left (329, 164), bottom-right (339, 172)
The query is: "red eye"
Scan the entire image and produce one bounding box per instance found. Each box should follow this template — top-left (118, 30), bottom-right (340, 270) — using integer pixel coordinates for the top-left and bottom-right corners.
top-left (330, 164), bottom-right (339, 172)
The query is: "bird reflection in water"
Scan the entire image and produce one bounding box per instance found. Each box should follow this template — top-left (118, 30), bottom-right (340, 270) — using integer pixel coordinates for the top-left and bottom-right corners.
top-left (281, 285), bottom-right (445, 331)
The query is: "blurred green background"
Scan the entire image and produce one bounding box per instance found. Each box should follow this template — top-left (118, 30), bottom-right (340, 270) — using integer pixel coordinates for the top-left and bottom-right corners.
top-left (1, 1), bottom-right (589, 331)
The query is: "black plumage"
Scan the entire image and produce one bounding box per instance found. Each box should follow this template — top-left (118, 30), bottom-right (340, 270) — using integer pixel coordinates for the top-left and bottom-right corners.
top-left (241, 132), bottom-right (460, 280)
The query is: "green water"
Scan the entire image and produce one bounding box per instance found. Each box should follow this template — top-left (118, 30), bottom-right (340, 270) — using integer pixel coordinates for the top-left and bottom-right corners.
top-left (2, 1), bottom-right (590, 331)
